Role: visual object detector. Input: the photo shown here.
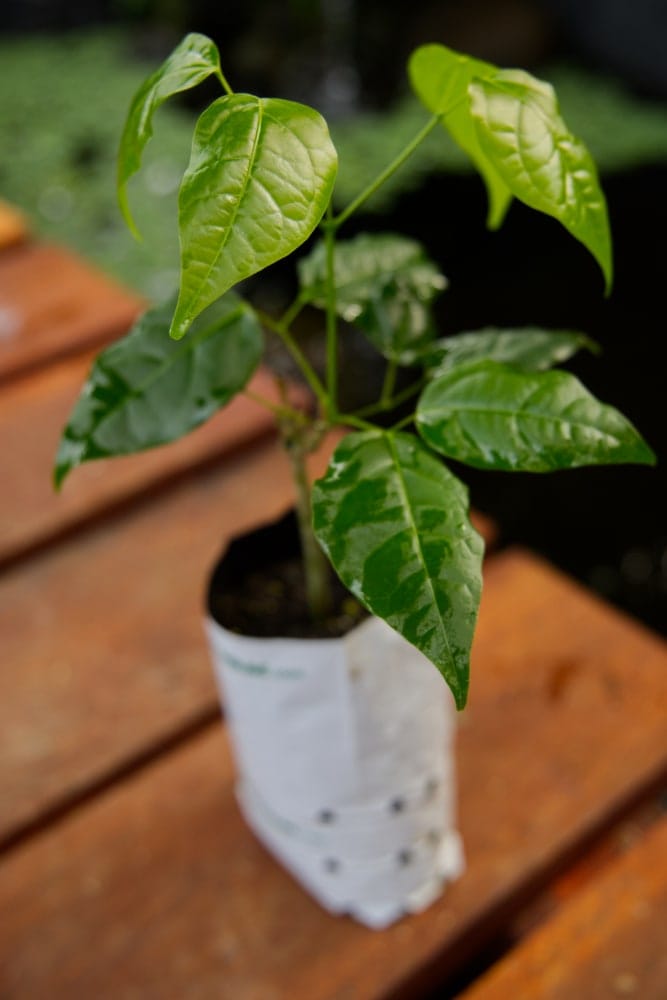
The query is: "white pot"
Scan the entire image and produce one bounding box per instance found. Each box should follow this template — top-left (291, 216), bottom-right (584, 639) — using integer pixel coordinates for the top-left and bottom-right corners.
top-left (205, 516), bottom-right (464, 929)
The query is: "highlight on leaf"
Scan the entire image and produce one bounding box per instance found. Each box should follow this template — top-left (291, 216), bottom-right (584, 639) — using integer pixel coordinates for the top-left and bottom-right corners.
top-left (469, 69), bottom-right (613, 291)
top-left (421, 327), bottom-right (599, 375)
top-left (299, 233), bottom-right (447, 363)
top-left (55, 291), bottom-right (263, 488)
top-left (170, 94), bottom-right (338, 340)
top-left (312, 429), bottom-right (484, 708)
top-left (416, 360), bottom-right (656, 472)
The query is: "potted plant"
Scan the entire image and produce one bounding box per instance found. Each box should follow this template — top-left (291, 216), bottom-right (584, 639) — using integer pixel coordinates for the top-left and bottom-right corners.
top-left (55, 34), bottom-right (654, 927)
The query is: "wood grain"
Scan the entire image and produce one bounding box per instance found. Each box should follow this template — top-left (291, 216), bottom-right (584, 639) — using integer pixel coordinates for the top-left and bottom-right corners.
top-left (1, 551), bottom-right (666, 998)
top-left (0, 242), bottom-right (143, 382)
top-left (0, 436), bottom-right (337, 848)
top-left (462, 815), bottom-right (667, 999)
top-left (0, 355), bottom-right (291, 566)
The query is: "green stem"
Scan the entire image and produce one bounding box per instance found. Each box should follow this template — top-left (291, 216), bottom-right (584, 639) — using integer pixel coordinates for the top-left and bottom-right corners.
top-left (380, 360), bottom-right (398, 407)
top-left (352, 377), bottom-right (425, 419)
top-left (216, 69), bottom-right (234, 96)
top-left (256, 308), bottom-right (328, 413)
top-left (243, 388), bottom-right (305, 423)
top-left (332, 114), bottom-right (440, 229)
top-left (284, 430), bottom-right (333, 620)
top-left (323, 203), bottom-right (338, 418)
top-left (390, 412), bottom-right (416, 432)
top-left (335, 413), bottom-right (380, 433)
top-left (280, 293), bottom-right (307, 329)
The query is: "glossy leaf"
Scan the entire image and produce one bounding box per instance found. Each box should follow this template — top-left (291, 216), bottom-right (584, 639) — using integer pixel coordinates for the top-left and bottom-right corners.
top-left (409, 44), bottom-right (512, 229)
top-left (55, 292), bottom-right (262, 487)
top-left (298, 233), bottom-right (447, 363)
top-left (416, 360), bottom-right (656, 472)
top-left (312, 430), bottom-right (484, 708)
top-left (423, 326), bottom-right (598, 375)
top-left (469, 70), bottom-right (613, 290)
top-left (118, 33), bottom-right (224, 237)
top-left (171, 94), bottom-right (337, 340)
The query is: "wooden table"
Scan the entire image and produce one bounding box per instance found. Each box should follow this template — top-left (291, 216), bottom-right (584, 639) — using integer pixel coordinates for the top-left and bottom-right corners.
top-left (1, 232), bottom-right (666, 999)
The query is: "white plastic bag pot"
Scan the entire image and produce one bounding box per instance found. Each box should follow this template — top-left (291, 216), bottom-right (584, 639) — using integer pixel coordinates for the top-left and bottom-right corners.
top-left (205, 512), bottom-right (464, 929)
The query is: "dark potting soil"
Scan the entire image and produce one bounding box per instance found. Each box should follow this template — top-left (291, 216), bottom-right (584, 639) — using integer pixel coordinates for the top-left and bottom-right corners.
top-left (207, 511), bottom-right (367, 639)
top-left (210, 556), bottom-right (366, 639)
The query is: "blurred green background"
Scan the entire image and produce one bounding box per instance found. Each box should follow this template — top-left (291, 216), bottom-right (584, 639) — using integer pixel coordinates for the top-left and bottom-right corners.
top-left (4, 13), bottom-right (667, 298)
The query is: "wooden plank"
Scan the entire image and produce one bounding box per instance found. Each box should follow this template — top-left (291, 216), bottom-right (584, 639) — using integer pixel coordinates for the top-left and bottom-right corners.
top-left (462, 816), bottom-right (667, 999)
top-left (0, 436), bottom-right (336, 848)
top-left (0, 353), bottom-right (291, 566)
top-left (0, 242), bottom-right (143, 382)
top-left (0, 343), bottom-right (495, 568)
top-left (1, 552), bottom-right (666, 998)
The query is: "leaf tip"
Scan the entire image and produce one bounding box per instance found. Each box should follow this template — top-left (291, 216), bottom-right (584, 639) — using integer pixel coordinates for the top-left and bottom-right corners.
top-left (52, 460), bottom-right (68, 493)
top-left (168, 317), bottom-right (188, 341)
top-left (486, 200), bottom-right (507, 231)
top-left (452, 684), bottom-right (468, 711)
top-left (639, 440), bottom-right (658, 467)
top-left (118, 183), bottom-right (142, 242)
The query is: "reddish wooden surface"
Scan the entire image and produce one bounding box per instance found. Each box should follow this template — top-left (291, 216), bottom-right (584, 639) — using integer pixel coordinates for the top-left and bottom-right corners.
top-left (0, 355), bottom-right (289, 566)
top-left (3, 239), bottom-right (666, 999)
top-left (0, 242), bottom-right (143, 381)
top-left (0, 436), bottom-right (338, 848)
top-left (462, 816), bottom-right (667, 1000)
top-left (1, 550), bottom-right (666, 998)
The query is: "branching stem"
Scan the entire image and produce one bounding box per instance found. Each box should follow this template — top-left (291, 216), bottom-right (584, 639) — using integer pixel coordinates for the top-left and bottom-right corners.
top-left (282, 423), bottom-right (333, 620)
top-left (217, 69), bottom-right (234, 96)
top-left (323, 203), bottom-right (338, 419)
top-left (352, 377), bottom-right (425, 419)
top-left (256, 308), bottom-right (328, 413)
top-left (380, 360), bottom-right (398, 407)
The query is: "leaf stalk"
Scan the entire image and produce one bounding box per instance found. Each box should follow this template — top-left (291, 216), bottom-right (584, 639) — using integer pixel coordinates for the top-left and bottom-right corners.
top-left (331, 114), bottom-right (440, 228)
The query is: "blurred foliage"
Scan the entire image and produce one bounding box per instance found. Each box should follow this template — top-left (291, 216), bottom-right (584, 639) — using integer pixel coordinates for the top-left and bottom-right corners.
top-left (3, 28), bottom-right (667, 295)
top-left (0, 29), bottom-right (194, 298)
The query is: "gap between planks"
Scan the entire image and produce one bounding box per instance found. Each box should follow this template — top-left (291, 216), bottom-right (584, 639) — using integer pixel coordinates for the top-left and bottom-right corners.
top-left (2, 551), bottom-right (667, 999)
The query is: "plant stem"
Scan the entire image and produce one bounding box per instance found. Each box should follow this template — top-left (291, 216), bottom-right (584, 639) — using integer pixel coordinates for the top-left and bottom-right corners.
top-left (380, 359), bottom-right (398, 407)
top-left (323, 203), bottom-right (338, 419)
top-left (272, 113), bottom-right (445, 618)
top-left (390, 413), bottom-right (416, 432)
top-left (284, 428), bottom-right (333, 620)
top-left (216, 69), bottom-right (234, 96)
top-left (331, 114), bottom-right (440, 228)
top-left (280, 293), bottom-right (307, 329)
top-left (243, 388), bottom-right (305, 423)
top-left (352, 377), bottom-right (425, 419)
top-left (335, 413), bottom-right (379, 432)
top-left (256, 308), bottom-right (329, 413)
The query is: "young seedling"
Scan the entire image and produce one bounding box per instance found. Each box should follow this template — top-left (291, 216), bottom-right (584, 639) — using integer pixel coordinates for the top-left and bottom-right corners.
top-left (55, 34), bottom-right (655, 709)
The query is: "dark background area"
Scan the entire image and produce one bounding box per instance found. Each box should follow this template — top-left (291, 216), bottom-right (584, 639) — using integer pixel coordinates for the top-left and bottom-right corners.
top-left (2, 0), bottom-right (665, 634)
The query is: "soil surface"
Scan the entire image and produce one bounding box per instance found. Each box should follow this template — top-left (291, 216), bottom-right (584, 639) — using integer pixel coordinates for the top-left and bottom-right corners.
top-left (208, 510), bottom-right (368, 639)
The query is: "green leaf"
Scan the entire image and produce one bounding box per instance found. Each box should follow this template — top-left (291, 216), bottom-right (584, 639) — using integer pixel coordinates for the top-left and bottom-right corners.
top-left (416, 360), bottom-right (656, 472)
top-left (117, 32), bottom-right (224, 237)
top-left (422, 327), bottom-right (598, 374)
top-left (171, 94), bottom-right (337, 340)
top-left (469, 69), bottom-right (613, 291)
top-left (55, 292), bottom-right (262, 488)
top-left (298, 233), bottom-right (446, 363)
top-left (408, 44), bottom-right (512, 229)
top-left (312, 430), bottom-right (484, 708)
